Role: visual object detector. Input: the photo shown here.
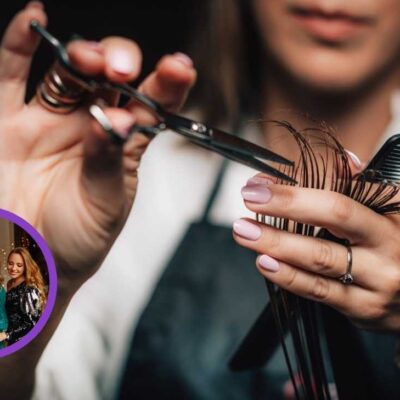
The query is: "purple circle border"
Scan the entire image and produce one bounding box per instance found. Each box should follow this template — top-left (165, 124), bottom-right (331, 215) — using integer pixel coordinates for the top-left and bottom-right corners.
top-left (0, 209), bottom-right (57, 357)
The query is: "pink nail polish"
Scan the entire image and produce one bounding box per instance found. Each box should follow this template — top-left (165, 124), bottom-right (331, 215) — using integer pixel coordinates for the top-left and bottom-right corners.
top-left (173, 52), bottom-right (193, 67)
top-left (233, 219), bottom-right (261, 241)
top-left (114, 126), bottom-right (130, 139)
top-left (258, 255), bottom-right (279, 272)
top-left (246, 176), bottom-right (273, 186)
top-left (345, 149), bottom-right (362, 170)
top-left (241, 184), bottom-right (272, 204)
top-left (113, 115), bottom-right (136, 138)
top-left (109, 51), bottom-right (135, 74)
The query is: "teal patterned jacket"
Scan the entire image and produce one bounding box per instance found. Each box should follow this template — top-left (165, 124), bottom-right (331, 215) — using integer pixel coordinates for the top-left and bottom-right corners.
top-left (0, 286), bottom-right (8, 332)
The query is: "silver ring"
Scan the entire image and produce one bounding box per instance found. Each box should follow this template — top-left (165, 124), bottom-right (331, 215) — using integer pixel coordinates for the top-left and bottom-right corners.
top-left (339, 244), bottom-right (353, 284)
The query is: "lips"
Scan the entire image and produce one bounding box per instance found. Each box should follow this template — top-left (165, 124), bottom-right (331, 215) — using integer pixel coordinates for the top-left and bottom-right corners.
top-left (288, 5), bottom-right (374, 42)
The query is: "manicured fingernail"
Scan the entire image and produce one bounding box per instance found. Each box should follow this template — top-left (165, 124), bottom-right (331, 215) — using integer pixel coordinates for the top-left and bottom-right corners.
top-left (233, 219), bottom-right (261, 240)
top-left (114, 127), bottom-right (129, 139)
top-left (26, 1), bottom-right (44, 9)
top-left (246, 176), bottom-right (273, 186)
top-left (109, 50), bottom-right (135, 74)
top-left (86, 41), bottom-right (103, 53)
top-left (258, 255), bottom-right (280, 272)
top-left (173, 52), bottom-right (193, 67)
top-left (345, 149), bottom-right (362, 170)
top-left (114, 117), bottom-right (136, 138)
top-left (241, 184), bottom-right (272, 203)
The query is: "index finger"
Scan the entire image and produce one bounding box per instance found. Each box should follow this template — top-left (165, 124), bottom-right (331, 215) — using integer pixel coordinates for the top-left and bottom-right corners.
top-left (241, 183), bottom-right (388, 245)
top-left (126, 53), bottom-right (197, 126)
top-left (66, 36), bottom-right (142, 82)
top-left (69, 36), bottom-right (142, 105)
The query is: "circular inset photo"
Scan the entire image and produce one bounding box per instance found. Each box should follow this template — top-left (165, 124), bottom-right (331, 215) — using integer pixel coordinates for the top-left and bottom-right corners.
top-left (0, 209), bottom-right (56, 357)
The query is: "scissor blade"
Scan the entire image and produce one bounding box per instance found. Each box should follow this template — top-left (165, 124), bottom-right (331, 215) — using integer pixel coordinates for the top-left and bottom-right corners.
top-left (162, 113), bottom-right (294, 166)
top-left (216, 146), bottom-right (297, 183)
top-left (192, 139), bottom-right (296, 183)
top-left (163, 122), bottom-right (297, 182)
top-left (209, 128), bottom-right (294, 166)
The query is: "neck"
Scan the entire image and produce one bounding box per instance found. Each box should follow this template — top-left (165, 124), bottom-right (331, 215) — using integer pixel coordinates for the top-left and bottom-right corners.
top-left (262, 68), bottom-right (400, 162)
top-left (10, 277), bottom-right (25, 287)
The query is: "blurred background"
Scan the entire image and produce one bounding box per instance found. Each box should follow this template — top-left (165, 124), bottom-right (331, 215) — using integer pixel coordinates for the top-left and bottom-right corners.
top-left (0, 0), bottom-right (200, 99)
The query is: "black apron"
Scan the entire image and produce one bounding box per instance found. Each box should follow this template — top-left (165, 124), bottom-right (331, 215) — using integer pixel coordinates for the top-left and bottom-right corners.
top-left (118, 160), bottom-right (288, 399)
top-left (118, 161), bottom-right (400, 400)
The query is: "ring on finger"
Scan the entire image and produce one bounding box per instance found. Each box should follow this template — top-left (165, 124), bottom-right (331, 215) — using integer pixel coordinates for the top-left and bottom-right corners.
top-left (339, 243), bottom-right (354, 285)
top-left (36, 65), bottom-right (86, 113)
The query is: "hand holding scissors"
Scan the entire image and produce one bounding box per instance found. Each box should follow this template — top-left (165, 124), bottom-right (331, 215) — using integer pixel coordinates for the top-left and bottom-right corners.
top-left (30, 21), bottom-right (295, 183)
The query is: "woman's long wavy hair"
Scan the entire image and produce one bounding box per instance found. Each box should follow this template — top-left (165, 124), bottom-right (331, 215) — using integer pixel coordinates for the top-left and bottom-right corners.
top-left (8, 247), bottom-right (47, 308)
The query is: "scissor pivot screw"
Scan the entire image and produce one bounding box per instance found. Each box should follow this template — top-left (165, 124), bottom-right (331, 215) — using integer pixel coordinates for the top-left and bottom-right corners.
top-left (191, 122), bottom-right (207, 134)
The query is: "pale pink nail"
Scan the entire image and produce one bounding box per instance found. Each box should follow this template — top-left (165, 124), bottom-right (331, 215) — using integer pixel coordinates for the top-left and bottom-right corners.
top-left (258, 255), bottom-right (279, 272)
top-left (113, 116), bottom-right (136, 138)
top-left (233, 219), bottom-right (261, 241)
top-left (246, 176), bottom-right (273, 186)
top-left (173, 52), bottom-right (193, 67)
top-left (345, 149), bottom-right (362, 170)
top-left (241, 184), bottom-right (272, 203)
top-left (109, 51), bottom-right (135, 74)
top-left (114, 126), bottom-right (130, 139)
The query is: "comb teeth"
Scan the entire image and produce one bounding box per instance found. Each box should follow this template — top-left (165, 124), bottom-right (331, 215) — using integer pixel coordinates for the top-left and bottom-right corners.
top-left (364, 135), bottom-right (400, 182)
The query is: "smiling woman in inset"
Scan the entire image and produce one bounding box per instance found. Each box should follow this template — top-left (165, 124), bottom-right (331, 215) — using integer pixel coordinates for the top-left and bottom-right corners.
top-left (0, 248), bottom-right (47, 346)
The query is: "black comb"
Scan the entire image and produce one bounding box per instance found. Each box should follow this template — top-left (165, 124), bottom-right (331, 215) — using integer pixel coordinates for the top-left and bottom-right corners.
top-left (363, 134), bottom-right (400, 182)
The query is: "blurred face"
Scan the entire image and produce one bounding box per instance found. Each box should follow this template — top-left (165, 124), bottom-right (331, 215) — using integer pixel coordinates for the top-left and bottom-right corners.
top-left (253, 0), bottom-right (400, 91)
top-left (7, 253), bottom-right (25, 281)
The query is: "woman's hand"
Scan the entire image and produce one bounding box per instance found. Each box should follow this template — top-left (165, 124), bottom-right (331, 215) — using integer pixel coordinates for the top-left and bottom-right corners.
top-left (0, 2), bottom-right (196, 292)
top-left (0, 3), bottom-right (195, 396)
top-left (233, 176), bottom-right (400, 332)
top-left (0, 332), bottom-right (6, 342)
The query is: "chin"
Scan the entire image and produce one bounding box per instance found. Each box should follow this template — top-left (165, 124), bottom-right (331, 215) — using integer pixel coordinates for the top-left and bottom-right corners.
top-left (292, 70), bottom-right (369, 94)
top-left (274, 49), bottom-right (385, 95)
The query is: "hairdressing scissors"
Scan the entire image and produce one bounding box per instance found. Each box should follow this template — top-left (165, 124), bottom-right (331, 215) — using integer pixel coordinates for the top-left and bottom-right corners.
top-left (30, 21), bottom-right (296, 183)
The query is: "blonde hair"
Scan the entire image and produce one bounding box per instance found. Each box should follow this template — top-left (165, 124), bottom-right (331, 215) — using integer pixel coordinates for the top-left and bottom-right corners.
top-left (8, 247), bottom-right (47, 308)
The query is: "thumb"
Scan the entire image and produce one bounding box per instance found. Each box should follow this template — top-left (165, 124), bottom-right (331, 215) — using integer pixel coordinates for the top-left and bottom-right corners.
top-left (0, 1), bottom-right (47, 114)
